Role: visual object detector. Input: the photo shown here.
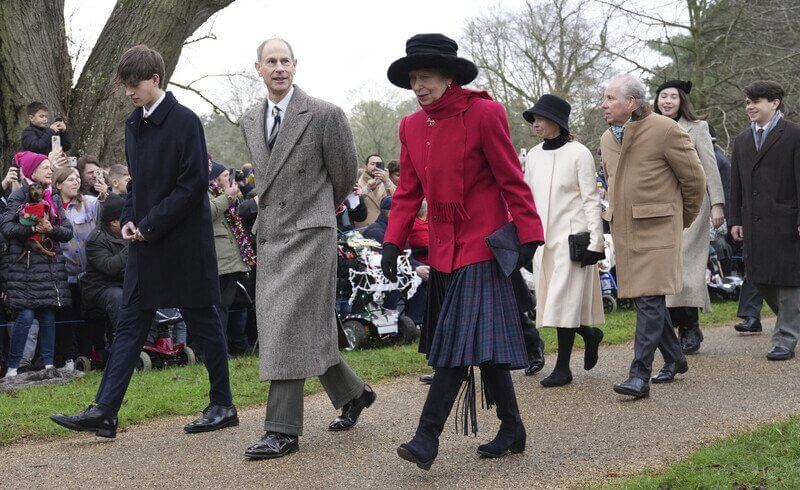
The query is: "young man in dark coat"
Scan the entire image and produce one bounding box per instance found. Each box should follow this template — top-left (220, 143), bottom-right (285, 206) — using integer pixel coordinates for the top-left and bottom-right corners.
top-left (51, 45), bottom-right (237, 438)
top-left (20, 101), bottom-right (72, 155)
top-left (730, 80), bottom-right (800, 361)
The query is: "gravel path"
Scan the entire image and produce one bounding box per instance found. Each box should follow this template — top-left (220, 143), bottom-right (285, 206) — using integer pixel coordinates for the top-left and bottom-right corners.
top-left (2, 319), bottom-right (798, 489)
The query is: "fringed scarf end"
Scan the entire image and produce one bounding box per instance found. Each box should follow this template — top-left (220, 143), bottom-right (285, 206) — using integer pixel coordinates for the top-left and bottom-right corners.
top-left (429, 202), bottom-right (470, 223)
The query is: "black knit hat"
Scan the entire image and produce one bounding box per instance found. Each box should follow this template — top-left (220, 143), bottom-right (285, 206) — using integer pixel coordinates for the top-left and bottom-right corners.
top-left (523, 94), bottom-right (571, 132)
top-left (209, 161), bottom-right (226, 180)
top-left (101, 193), bottom-right (125, 223)
top-left (387, 33), bottom-right (478, 89)
top-left (656, 79), bottom-right (692, 95)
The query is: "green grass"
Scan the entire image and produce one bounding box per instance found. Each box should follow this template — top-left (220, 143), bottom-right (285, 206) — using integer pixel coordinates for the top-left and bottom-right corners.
top-left (595, 416), bottom-right (800, 489)
top-left (0, 299), bottom-right (757, 446)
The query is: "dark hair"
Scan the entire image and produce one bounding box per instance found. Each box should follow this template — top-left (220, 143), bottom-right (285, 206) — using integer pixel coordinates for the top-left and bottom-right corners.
top-left (77, 155), bottom-right (100, 174)
top-left (115, 45), bottom-right (166, 88)
top-left (364, 153), bottom-right (382, 165)
top-left (387, 160), bottom-right (400, 175)
top-left (654, 87), bottom-right (705, 121)
top-left (743, 80), bottom-right (784, 110)
top-left (26, 101), bottom-right (48, 116)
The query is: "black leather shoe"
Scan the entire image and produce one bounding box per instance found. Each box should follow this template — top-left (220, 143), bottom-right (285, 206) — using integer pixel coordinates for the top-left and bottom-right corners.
top-left (651, 358), bottom-right (688, 384)
top-left (766, 346), bottom-right (795, 361)
top-left (184, 404), bottom-right (239, 433)
top-left (419, 374), bottom-right (434, 385)
top-left (613, 377), bottom-right (650, 399)
top-left (682, 327), bottom-right (703, 354)
top-left (540, 368), bottom-right (572, 388)
top-left (50, 405), bottom-right (118, 438)
top-left (525, 339), bottom-right (545, 375)
top-left (244, 432), bottom-right (299, 460)
top-left (584, 327), bottom-right (603, 370)
top-left (328, 384), bottom-right (376, 431)
top-left (735, 317), bottom-right (763, 333)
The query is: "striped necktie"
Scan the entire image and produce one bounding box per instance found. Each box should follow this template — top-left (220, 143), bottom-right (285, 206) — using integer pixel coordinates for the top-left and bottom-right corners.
top-left (268, 106), bottom-right (282, 150)
top-left (756, 128), bottom-right (765, 151)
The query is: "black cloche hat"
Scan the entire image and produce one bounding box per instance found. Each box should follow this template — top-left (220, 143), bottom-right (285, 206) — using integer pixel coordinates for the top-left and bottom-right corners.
top-left (387, 33), bottom-right (478, 89)
top-left (656, 79), bottom-right (693, 95)
top-left (523, 94), bottom-right (571, 132)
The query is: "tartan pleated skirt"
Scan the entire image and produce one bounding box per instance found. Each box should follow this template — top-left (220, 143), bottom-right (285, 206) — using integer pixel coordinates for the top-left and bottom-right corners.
top-left (421, 259), bottom-right (527, 369)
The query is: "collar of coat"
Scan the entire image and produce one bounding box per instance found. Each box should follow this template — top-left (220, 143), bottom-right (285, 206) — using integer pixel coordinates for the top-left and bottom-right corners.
top-left (126, 91), bottom-right (178, 126)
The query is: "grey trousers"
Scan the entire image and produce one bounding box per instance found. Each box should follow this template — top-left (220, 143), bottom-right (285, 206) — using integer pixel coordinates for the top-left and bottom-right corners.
top-left (755, 284), bottom-right (800, 351)
top-left (630, 295), bottom-right (684, 380)
top-left (737, 276), bottom-right (764, 319)
top-left (264, 355), bottom-right (365, 436)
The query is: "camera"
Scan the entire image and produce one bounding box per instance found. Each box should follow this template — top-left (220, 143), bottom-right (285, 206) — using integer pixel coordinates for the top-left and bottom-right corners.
top-left (54, 115), bottom-right (65, 123)
top-left (375, 161), bottom-right (385, 170)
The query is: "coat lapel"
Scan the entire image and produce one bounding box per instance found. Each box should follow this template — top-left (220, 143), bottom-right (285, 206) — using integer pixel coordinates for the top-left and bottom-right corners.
top-left (752, 118), bottom-right (785, 170)
top-left (243, 100), bottom-right (270, 175)
top-left (260, 86), bottom-right (312, 194)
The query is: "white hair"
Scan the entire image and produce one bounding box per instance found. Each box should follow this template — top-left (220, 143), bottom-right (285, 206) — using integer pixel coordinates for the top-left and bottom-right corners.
top-left (608, 74), bottom-right (648, 105)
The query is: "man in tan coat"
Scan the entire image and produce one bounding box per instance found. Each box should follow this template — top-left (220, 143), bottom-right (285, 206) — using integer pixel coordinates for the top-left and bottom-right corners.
top-left (599, 75), bottom-right (706, 399)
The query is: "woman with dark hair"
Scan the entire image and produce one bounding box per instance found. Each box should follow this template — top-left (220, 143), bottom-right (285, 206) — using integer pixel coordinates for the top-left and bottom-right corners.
top-left (381, 33), bottom-right (544, 470)
top-left (522, 94), bottom-right (605, 388)
top-left (653, 80), bottom-right (725, 371)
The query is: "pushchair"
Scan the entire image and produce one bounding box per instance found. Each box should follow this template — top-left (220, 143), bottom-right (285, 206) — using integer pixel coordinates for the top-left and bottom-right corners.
top-left (597, 233), bottom-right (631, 313)
top-left (75, 309), bottom-right (195, 372)
top-left (336, 231), bottom-right (420, 351)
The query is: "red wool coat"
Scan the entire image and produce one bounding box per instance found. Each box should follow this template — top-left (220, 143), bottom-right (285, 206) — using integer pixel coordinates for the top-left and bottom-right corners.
top-left (384, 99), bottom-right (544, 273)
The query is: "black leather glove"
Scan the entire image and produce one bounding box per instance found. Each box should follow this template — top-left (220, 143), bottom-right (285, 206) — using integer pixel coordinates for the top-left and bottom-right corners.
top-left (381, 243), bottom-right (401, 282)
top-left (516, 242), bottom-right (539, 272)
top-left (580, 249), bottom-right (605, 267)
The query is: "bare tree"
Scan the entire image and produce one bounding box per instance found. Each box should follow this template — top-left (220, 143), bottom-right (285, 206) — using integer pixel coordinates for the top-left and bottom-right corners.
top-left (602, 0), bottom-right (800, 149)
top-left (0, 0), bottom-right (236, 166)
top-left (462, 0), bottom-right (614, 150)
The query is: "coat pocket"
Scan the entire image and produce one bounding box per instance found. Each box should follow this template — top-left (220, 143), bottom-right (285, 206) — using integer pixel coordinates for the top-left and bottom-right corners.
top-left (296, 214), bottom-right (335, 230)
top-left (631, 202), bottom-right (676, 251)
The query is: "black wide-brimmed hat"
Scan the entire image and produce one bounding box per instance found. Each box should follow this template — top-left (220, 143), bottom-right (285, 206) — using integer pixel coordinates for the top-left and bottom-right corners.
top-left (387, 33), bottom-right (478, 89)
top-left (656, 79), bottom-right (692, 95)
top-left (522, 94), bottom-right (571, 132)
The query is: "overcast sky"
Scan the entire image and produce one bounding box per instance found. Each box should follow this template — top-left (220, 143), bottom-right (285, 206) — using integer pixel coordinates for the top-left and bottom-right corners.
top-left (65, 0), bottom-right (684, 116)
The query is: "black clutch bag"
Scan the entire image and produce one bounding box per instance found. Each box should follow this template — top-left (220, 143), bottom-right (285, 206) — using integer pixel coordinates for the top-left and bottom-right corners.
top-left (486, 221), bottom-right (520, 277)
top-left (568, 232), bottom-right (590, 262)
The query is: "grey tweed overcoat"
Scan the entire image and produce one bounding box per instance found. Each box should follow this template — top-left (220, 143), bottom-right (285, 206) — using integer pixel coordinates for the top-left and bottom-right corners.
top-left (241, 86), bottom-right (357, 380)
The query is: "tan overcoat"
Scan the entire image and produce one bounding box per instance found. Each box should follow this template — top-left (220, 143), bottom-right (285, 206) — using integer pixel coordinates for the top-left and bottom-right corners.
top-left (599, 112), bottom-right (706, 299)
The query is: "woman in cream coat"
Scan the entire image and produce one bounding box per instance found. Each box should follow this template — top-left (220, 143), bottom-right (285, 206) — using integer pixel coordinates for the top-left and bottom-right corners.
top-left (654, 80), bottom-right (725, 365)
top-left (523, 94), bottom-right (605, 388)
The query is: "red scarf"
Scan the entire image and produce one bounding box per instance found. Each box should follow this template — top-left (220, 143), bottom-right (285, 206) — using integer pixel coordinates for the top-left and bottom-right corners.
top-left (421, 85), bottom-right (492, 223)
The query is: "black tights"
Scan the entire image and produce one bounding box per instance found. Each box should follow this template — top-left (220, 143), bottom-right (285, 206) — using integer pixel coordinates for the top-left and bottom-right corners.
top-left (554, 326), bottom-right (595, 372)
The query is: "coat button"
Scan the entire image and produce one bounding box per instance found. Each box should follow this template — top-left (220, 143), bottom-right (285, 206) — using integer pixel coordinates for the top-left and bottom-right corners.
top-left (754, 216), bottom-right (760, 222)
top-left (426, 142), bottom-right (431, 147)
top-left (299, 169), bottom-right (306, 175)
top-left (752, 191), bottom-right (758, 197)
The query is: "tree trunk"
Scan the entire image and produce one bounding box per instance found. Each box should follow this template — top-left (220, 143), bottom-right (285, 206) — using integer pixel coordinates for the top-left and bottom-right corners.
top-left (0, 0), bottom-right (235, 167)
top-left (0, 0), bottom-right (72, 165)
top-left (70, 0), bottom-right (235, 163)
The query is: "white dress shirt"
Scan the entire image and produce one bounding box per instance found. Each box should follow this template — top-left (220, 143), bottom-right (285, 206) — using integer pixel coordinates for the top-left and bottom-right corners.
top-left (266, 86), bottom-right (294, 136)
top-left (143, 91), bottom-right (166, 118)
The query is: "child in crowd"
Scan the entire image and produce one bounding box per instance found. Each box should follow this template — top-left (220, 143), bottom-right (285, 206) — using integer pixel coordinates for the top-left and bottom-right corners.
top-left (21, 102), bottom-right (72, 155)
top-left (107, 164), bottom-right (131, 195)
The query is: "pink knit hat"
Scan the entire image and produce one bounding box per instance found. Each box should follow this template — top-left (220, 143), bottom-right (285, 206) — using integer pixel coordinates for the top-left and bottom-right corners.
top-left (15, 151), bottom-right (48, 180)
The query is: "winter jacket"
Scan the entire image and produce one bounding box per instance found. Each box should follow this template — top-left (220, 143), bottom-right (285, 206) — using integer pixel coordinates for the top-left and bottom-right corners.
top-left (80, 223), bottom-right (128, 308)
top-left (0, 183), bottom-right (73, 310)
top-left (61, 195), bottom-right (101, 282)
top-left (20, 124), bottom-right (72, 155)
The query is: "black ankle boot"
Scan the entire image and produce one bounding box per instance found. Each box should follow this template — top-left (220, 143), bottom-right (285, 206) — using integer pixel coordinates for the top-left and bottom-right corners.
top-left (477, 367), bottom-right (526, 458)
top-left (540, 368), bottom-right (573, 387)
top-left (397, 367), bottom-right (466, 470)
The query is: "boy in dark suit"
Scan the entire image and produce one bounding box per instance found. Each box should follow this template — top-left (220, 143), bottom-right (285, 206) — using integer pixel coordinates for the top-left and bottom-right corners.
top-left (51, 45), bottom-right (237, 438)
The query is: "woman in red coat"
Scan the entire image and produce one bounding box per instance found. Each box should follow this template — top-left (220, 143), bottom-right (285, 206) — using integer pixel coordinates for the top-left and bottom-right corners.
top-left (382, 34), bottom-right (544, 470)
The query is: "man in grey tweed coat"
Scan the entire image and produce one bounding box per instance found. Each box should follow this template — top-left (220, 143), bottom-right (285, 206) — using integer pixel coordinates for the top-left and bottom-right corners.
top-left (240, 38), bottom-right (376, 459)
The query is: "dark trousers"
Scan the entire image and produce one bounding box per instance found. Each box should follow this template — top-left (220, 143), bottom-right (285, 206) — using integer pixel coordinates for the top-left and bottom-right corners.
top-left (55, 283), bottom-right (82, 363)
top-left (95, 282), bottom-right (232, 415)
top-left (629, 295), bottom-right (683, 380)
top-left (218, 272), bottom-right (248, 352)
top-left (737, 276), bottom-right (764, 319)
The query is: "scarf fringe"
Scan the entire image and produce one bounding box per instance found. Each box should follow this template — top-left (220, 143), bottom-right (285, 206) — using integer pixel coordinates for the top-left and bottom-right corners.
top-left (454, 367), bottom-right (493, 436)
top-left (429, 202), bottom-right (470, 223)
